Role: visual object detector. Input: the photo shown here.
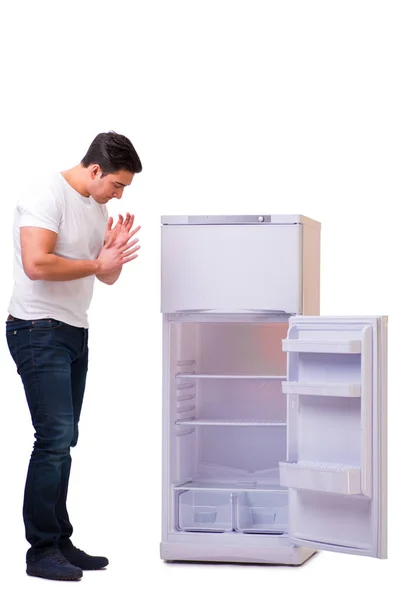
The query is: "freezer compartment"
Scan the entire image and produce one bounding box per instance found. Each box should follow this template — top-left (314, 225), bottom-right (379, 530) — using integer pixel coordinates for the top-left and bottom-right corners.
top-left (279, 461), bottom-right (361, 495)
top-left (177, 490), bottom-right (233, 532)
top-left (235, 491), bottom-right (288, 533)
top-left (161, 223), bottom-right (305, 313)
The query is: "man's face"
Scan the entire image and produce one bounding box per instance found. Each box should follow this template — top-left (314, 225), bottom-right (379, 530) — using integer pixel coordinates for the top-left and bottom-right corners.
top-left (88, 167), bottom-right (134, 204)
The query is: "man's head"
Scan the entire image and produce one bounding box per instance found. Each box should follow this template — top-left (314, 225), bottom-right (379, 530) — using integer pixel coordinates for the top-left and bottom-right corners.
top-left (81, 131), bottom-right (142, 204)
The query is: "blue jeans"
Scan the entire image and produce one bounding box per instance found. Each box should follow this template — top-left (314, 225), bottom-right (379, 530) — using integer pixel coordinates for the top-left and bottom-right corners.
top-left (5, 317), bottom-right (88, 558)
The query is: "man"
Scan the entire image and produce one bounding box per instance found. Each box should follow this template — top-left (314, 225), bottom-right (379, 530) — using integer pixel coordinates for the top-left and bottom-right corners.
top-left (5, 131), bottom-right (142, 581)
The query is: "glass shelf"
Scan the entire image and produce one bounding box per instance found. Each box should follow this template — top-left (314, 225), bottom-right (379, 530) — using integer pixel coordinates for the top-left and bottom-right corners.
top-left (176, 418), bottom-right (287, 427)
top-left (176, 374), bottom-right (286, 380)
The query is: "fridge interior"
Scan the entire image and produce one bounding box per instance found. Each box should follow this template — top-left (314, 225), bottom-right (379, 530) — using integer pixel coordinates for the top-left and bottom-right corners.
top-left (168, 319), bottom-right (290, 534)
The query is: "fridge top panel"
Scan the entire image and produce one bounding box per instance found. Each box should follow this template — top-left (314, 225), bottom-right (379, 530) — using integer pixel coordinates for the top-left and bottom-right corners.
top-left (161, 214), bottom-right (321, 228)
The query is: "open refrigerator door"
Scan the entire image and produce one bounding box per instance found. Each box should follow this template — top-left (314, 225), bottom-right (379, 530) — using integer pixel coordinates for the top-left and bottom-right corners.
top-left (280, 316), bottom-right (388, 558)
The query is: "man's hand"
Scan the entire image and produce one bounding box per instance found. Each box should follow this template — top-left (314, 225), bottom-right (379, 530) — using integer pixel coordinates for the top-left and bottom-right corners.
top-left (105, 213), bottom-right (141, 249)
top-left (97, 213), bottom-right (141, 285)
top-left (97, 236), bottom-right (139, 275)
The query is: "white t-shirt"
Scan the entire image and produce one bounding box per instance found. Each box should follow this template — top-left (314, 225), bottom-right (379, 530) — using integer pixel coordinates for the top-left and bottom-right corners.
top-left (8, 172), bottom-right (108, 328)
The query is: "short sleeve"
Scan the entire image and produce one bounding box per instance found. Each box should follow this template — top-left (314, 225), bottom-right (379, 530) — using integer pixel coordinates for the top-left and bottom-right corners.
top-left (18, 181), bottom-right (63, 234)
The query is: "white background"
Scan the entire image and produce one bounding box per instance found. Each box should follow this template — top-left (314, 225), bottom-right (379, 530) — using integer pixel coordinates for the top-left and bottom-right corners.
top-left (0, 0), bottom-right (398, 598)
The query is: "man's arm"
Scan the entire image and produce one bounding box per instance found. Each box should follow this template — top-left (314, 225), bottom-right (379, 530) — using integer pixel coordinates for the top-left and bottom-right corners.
top-left (21, 227), bottom-right (100, 281)
top-left (96, 268), bottom-right (122, 286)
top-left (96, 233), bottom-right (122, 285)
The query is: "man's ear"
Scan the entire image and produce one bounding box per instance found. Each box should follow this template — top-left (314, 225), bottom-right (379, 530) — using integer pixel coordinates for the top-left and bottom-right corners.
top-left (89, 164), bottom-right (102, 179)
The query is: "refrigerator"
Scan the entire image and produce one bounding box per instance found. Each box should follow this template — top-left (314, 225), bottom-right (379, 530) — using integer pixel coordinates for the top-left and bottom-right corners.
top-left (160, 214), bottom-right (388, 566)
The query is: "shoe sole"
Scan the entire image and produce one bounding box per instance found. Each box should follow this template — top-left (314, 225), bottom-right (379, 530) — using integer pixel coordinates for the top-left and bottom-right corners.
top-left (27, 570), bottom-right (82, 581)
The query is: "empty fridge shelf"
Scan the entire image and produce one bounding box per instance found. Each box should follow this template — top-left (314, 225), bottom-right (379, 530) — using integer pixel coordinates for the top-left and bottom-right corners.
top-left (176, 374), bottom-right (286, 380)
top-left (279, 460), bottom-right (361, 495)
top-left (176, 481), bottom-right (286, 492)
top-left (282, 381), bottom-right (361, 397)
top-left (175, 418), bottom-right (287, 427)
top-left (282, 339), bottom-right (362, 354)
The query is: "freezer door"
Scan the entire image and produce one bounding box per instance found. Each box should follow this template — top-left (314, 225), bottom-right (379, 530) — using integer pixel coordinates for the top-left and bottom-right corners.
top-left (161, 224), bottom-right (302, 313)
top-left (280, 316), bottom-right (387, 558)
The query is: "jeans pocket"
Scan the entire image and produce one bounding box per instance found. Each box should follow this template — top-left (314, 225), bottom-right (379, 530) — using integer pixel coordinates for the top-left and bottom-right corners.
top-left (6, 329), bottom-right (19, 365)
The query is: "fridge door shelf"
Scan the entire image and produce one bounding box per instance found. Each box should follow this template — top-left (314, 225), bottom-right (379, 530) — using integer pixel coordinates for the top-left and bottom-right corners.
top-left (282, 382), bottom-right (361, 397)
top-left (282, 339), bottom-right (362, 354)
top-left (175, 418), bottom-right (287, 427)
top-left (279, 461), bottom-right (362, 495)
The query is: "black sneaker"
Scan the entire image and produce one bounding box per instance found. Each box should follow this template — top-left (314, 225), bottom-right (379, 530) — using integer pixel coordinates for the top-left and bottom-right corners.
top-left (26, 548), bottom-right (83, 581)
top-left (59, 540), bottom-right (109, 570)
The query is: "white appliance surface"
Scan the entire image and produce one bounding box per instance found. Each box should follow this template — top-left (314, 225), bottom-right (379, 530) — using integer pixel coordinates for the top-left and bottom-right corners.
top-left (160, 215), bottom-right (387, 565)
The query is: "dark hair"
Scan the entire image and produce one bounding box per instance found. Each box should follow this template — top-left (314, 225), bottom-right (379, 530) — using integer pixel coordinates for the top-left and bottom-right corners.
top-left (81, 131), bottom-right (142, 176)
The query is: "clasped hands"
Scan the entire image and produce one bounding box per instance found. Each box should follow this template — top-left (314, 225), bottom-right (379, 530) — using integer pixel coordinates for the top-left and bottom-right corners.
top-left (97, 213), bottom-right (141, 276)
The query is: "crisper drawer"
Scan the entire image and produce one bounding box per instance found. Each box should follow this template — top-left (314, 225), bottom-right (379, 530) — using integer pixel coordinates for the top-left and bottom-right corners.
top-left (235, 491), bottom-right (288, 533)
top-left (161, 224), bottom-right (302, 313)
top-left (177, 490), bottom-right (233, 532)
top-left (176, 489), bottom-right (288, 534)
